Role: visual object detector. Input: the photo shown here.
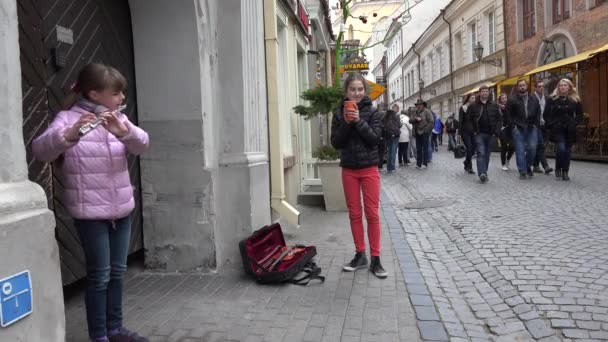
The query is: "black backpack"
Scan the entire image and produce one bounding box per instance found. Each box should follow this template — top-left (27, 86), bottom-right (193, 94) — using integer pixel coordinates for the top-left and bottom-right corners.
top-left (384, 113), bottom-right (401, 138)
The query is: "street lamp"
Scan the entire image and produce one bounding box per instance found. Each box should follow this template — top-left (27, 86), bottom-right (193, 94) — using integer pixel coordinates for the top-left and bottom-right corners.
top-left (474, 42), bottom-right (502, 67)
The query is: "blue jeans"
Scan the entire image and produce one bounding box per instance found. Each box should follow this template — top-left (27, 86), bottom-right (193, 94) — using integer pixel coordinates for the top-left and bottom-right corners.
top-left (448, 132), bottom-right (456, 150)
top-left (555, 135), bottom-right (572, 171)
top-left (512, 126), bottom-right (538, 173)
top-left (386, 136), bottom-right (399, 171)
top-left (461, 132), bottom-right (475, 170)
top-left (474, 133), bottom-right (492, 176)
top-left (427, 134), bottom-right (433, 161)
top-left (416, 133), bottom-right (430, 166)
top-left (75, 215), bottom-right (132, 339)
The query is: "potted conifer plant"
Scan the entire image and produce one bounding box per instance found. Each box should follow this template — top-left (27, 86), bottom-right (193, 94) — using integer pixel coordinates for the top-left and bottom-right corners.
top-left (294, 85), bottom-right (347, 211)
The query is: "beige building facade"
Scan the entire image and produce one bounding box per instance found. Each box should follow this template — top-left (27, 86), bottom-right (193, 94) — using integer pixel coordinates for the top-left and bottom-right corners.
top-left (401, 0), bottom-right (507, 119)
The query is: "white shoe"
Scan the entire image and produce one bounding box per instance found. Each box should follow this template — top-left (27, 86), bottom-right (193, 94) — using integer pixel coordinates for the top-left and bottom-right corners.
top-left (502, 165), bottom-right (509, 171)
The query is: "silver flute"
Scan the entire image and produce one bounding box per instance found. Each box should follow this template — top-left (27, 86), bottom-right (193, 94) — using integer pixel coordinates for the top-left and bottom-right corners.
top-left (78, 104), bottom-right (127, 137)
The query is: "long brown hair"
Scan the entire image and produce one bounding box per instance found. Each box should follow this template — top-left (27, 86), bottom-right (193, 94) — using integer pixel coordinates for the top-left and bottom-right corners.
top-left (343, 72), bottom-right (368, 97)
top-left (63, 63), bottom-right (127, 109)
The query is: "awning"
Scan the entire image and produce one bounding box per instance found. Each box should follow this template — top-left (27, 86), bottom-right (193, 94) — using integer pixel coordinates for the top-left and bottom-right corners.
top-left (525, 44), bottom-right (608, 76)
top-left (496, 75), bottom-right (528, 87)
top-left (590, 43), bottom-right (608, 57)
top-left (463, 86), bottom-right (479, 95)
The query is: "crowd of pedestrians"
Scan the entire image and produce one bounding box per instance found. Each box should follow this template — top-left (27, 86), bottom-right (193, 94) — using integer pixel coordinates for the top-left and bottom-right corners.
top-left (379, 77), bottom-right (584, 183)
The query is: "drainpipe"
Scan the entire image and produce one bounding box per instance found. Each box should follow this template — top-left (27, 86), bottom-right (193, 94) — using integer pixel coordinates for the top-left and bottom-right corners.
top-left (412, 43), bottom-right (422, 98)
top-left (441, 8), bottom-right (455, 113)
top-left (263, 0), bottom-right (301, 226)
top-left (501, 0), bottom-right (510, 78)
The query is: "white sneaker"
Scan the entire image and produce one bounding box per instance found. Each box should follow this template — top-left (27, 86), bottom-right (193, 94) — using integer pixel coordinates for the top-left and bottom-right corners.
top-left (502, 165), bottom-right (509, 171)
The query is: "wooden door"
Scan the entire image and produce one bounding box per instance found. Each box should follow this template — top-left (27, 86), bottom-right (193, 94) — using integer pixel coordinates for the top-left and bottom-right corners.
top-left (17, 0), bottom-right (143, 285)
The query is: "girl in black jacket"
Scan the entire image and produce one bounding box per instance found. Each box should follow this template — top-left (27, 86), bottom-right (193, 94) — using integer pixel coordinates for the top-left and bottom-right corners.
top-left (331, 73), bottom-right (387, 278)
top-left (544, 78), bottom-right (583, 180)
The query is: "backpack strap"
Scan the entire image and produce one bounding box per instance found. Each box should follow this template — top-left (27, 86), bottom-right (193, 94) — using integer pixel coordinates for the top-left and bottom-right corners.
top-left (287, 262), bottom-right (325, 286)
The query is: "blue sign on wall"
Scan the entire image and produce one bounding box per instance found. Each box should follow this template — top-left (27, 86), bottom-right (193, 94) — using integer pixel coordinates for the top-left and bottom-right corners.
top-left (0, 270), bottom-right (33, 328)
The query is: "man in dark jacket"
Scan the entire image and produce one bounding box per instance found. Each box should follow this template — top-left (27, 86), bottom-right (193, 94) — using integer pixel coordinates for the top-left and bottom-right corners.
top-left (384, 105), bottom-right (402, 173)
top-left (410, 99), bottom-right (434, 169)
top-left (504, 79), bottom-right (541, 179)
top-left (466, 85), bottom-right (502, 183)
top-left (445, 113), bottom-right (459, 151)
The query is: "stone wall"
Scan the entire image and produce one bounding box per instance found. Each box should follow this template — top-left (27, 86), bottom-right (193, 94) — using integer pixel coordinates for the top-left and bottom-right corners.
top-left (504, 0), bottom-right (608, 77)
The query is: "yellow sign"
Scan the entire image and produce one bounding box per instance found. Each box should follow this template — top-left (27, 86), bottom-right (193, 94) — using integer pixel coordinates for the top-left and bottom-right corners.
top-left (366, 80), bottom-right (385, 101)
top-left (344, 63), bottom-right (369, 71)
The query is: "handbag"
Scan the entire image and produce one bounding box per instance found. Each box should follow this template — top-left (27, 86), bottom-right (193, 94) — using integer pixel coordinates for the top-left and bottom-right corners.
top-left (453, 136), bottom-right (466, 159)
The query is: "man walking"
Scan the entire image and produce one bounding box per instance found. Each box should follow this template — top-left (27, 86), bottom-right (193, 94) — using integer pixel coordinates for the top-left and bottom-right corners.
top-left (466, 85), bottom-right (502, 183)
top-left (384, 104), bottom-right (402, 173)
top-left (410, 99), bottom-right (434, 169)
top-left (445, 113), bottom-right (459, 151)
top-left (532, 80), bottom-right (553, 174)
top-left (505, 79), bottom-right (541, 179)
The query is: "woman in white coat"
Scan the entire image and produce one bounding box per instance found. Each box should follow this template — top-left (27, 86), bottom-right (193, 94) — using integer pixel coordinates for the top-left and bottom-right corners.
top-left (398, 111), bottom-right (413, 166)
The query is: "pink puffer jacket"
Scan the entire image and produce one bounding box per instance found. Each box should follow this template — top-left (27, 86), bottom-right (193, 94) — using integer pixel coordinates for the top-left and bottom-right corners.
top-left (32, 105), bottom-right (149, 220)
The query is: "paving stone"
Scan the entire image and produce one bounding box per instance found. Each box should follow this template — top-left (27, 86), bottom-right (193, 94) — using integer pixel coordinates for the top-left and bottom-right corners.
top-left (417, 321), bottom-right (449, 341)
top-left (414, 305), bottom-right (440, 321)
top-left (524, 319), bottom-right (554, 339)
top-left (550, 319), bottom-right (576, 328)
top-left (562, 329), bottom-right (590, 339)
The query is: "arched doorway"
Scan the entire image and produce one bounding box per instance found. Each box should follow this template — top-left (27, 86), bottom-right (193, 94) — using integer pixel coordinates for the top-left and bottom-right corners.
top-left (17, 0), bottom-right (143, 285)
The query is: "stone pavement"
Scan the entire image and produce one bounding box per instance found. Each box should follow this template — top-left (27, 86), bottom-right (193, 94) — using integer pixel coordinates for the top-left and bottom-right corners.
top-left (381, 149), bottom-right (608, 341)
top-left (65, 149), bottom-right (608, 341)
top-left (65, 205), bottom-right (422, 341)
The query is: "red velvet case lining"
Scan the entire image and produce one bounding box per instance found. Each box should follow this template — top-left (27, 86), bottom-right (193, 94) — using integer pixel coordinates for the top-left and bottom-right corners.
top-left (244, 223), bottom-right (314, 274)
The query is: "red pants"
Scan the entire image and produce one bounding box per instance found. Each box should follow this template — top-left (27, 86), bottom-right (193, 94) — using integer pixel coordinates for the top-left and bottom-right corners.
top-left (341, 166), bottom-right (381, 256)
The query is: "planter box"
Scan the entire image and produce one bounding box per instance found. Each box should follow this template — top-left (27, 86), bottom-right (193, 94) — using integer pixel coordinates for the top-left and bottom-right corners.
top-left (317, 160), bottom-right (347, 212)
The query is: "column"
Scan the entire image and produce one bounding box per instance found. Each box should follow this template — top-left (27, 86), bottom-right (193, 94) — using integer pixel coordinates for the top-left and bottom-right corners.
top-left (0, 1), bottom-right (65, 340)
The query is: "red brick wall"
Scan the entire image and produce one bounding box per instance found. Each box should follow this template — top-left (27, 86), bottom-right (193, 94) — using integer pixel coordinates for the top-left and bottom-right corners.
top-left (504, 0), bottom-right (608, 77)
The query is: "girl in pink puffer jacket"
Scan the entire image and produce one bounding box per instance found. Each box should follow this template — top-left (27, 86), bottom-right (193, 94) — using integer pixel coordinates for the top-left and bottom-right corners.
top-left (32, 63), bottom-right (149, 342)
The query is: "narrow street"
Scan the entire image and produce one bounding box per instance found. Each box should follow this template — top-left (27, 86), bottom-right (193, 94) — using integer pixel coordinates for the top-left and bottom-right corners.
top-left (65, 150), bottom-right (608, 341)
top-left (381, 150), bottom-right (608, 341)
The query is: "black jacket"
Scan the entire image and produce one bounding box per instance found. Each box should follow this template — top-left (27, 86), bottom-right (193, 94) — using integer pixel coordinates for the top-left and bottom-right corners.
top-left (505, 93), bottom-right (542, 129)
top-left (467, 100), bottom-right (502, 135)
top-left (544, 96), bottom-right (583, 144)
top-left (445, 118), bottom-right (459, 133)
top-left (458, 105), bottom-right (475, 134)
top-left (383, 110), bottom-right (401, 138)
top-left (331, 96), bottom-right (382, 169)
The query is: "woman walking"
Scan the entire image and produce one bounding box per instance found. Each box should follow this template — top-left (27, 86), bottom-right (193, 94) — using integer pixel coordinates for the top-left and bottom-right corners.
top-left (398, 111), bottom-right (413, 166)
top-left (497, 93), bottom-right (515, 170)
top-left (458, 93), bottom-right (477, 174)
top-left (331, 73), bottom-right (388, 278)
top-left (544, 78), bottom-right (583, 181)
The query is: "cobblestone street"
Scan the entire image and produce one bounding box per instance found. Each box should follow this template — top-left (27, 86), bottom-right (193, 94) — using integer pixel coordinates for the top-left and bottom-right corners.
top-left (381, 150), bottom-right (608, 341)
top-left (65, 150), bottom-right (608, 341)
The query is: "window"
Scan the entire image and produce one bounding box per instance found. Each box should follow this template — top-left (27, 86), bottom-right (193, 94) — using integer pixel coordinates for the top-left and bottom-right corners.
top-left (469, 22), bottom-right (477, 63)
top-left (522, 0), bottom-right (536, 39)
top-left (487, 11), bottom-right (496, 54)
top-left (421, 60), bottom-right (427, 84)
top-left (553, 0), bottom-right (570, 24)
top-left (454, 32), bottom-right (463, 68)
top-left (437, 47), bottom-right (444, 78)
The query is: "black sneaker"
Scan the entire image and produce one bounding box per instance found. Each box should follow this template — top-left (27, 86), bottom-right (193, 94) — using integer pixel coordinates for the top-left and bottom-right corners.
top-left (533, 166), bottom-right (542, 173)
top-left (343, 252), bottom-right (368, 271)
top-left (109, 327), bottom-right (149, 342)
top-left (519, 173), bottom-right (527, 179)
top-left (465, 168), bottom-right (475, 174)
top-left (479, 174), bottom-right (488, 183)
top-left (370, 256), bottom-right (388, 278)
top-left (527, 168), bottom-right (534, 178)
top-left (544, 167), bottom-right (554, 175)
top-left (555, 169), bottom-right (562, 179)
